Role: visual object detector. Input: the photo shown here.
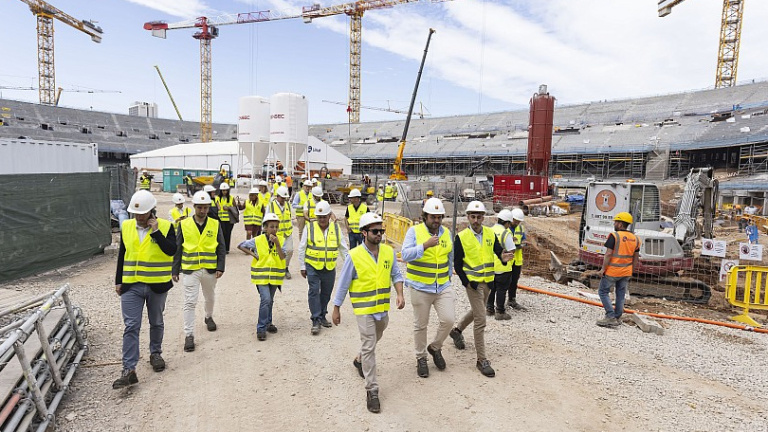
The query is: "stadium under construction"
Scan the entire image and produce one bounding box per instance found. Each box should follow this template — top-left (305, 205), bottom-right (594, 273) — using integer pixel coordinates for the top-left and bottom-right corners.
top-left (2, 81), bottom-right (768, 181)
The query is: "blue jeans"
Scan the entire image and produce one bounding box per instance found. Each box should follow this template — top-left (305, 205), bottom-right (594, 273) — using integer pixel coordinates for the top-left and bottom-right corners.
top-left (257, 285), bottom-right (278, 333)
top-left (121, 283), bottom-right (168, 370)
top-left (598, 276), bottom-right (629, 319)
top-left (349, 232), bottom-right (363, 249)
top-left (307, 266), bottom-right (336, 324)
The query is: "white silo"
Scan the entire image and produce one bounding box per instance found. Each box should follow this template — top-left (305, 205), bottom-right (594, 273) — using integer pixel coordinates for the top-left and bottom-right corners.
top-left (269, 93), bottom-right (308, 175)
top-left (238, 96), bottom-right (271, 179)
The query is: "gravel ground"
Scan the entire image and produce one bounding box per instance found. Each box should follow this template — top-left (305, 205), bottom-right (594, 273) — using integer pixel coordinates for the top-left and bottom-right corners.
top-left (1, 192), bottom-right (766, 431)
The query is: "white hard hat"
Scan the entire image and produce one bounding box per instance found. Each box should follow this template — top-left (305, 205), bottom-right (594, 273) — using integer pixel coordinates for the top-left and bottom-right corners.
top-left (313, 174), bottom-right (319, 178)
top-left (219, 182), bottom-right (230, 190)
top-left (127, 190), bottom-right (157, 214)
top-left (303, 180), bottom-right (313, 187)
top-left (312, 178), bottom-right (318, 184)
top-left (192, 190), bottom-right (212, 205)
top-left (422, 197), bottom-right (445, 215)
top-left (349, 189), bottom-right (362, 198)
top-left (359, 212), bottom-right (383, 230)
top-left (466, 201), bottom-right (487, 214)
top-left (262, 212), bottom-right (280, 223)
top-left (497, 209), bottom-right (515, 222)
top-left (311, 186), bottom-right (323, 197)
top-left (249, 188), bottom-right (259, 195)
top-left (511, 208), bottom-right (525, 222)
top-left (276, 186), bottom-right (290, 198)
top-left (276, 175), bottom-right (283, 182)
top-left (258, 180), bottom-right (268, 187)
top-left (203, 185), bottom-right (216, 193)
top-left (364, 173), bottom-right (369, 177)
top-left (301, 174), bottom-right (307, 179)
top-left (315, 201), bottom-right (331, 216)
top-left (172, 193), bottom-right (185, 204)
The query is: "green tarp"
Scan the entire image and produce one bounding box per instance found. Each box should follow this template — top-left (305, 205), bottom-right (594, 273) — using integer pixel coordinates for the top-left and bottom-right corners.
top-left (0, 172), bottom-right (111, 283)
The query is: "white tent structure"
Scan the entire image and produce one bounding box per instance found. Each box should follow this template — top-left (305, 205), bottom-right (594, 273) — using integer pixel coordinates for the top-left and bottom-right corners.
top-left (129, 141), bottom-right (244, 172)
top-left (130, 137), bottom-right (352, 176)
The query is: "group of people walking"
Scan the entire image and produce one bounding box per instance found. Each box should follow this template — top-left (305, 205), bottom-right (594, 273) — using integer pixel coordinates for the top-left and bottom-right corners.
top-left (115, 181), bottom-right (652, 415)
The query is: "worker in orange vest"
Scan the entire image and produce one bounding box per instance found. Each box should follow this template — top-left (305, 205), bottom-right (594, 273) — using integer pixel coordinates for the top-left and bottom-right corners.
top-left (596, 212), bottom-right (639, 328)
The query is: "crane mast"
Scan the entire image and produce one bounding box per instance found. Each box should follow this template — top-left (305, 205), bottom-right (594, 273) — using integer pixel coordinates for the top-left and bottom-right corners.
top-left (16, 0), bottom-right (103, 105)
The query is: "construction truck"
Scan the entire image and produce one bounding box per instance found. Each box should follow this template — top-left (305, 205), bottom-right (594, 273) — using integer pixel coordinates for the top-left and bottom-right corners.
top-left (550, 168), bottom-right (718, 303)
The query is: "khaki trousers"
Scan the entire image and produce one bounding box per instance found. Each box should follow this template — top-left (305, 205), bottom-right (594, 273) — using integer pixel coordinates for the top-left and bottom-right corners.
top-left (456, 282), bottom-right (491, 360)
top-left (182, 269), bottom-right (217, 337)
top-left (296, 216), bottom-right (306, 240)
top-left (356, 314), bottom-right (389, 394)
top-left (410, 287), bottom-right (456, 359)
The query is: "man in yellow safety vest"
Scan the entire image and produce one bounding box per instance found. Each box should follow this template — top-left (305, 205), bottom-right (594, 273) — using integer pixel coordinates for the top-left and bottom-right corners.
top-left (237, 213), bottom-right (286, 341)
top-left (303, 186), bottom-right (324, 223)
top-left (293, 180), bottom-right (313, 240)
top-left (332, 212), bottom-right (405, 414)
top-left (596, 212), bottom-right (639, 328)
top-left (505, 208), bottom-right (528, 311)
top-left (449, 201), bottom-right (513, 378)
top-left (344, 188), bottom-right (368, 249)
top-left (172, 191), bottom-right (226, 353)
top-left (401, 197), bottom-right (454, 378)
top-left (486, 209), bottom-right (517, 320)
top-left (113, 190), bottom-right (176, 389)
top-left (242, 187), bottom-right (264, 240)
top-left (299, 200), bottom-right (349, 335)
top-left (269, 186), bottom-right (294, 279)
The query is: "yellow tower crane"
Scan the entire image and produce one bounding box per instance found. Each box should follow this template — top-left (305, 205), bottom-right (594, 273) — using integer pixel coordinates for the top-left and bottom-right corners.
top-left (14, 1), bottom-right (103, 105)
top-left (659, 0), bottom-right (745, 88)
top-left (144, 1), bottom-right (450, 142)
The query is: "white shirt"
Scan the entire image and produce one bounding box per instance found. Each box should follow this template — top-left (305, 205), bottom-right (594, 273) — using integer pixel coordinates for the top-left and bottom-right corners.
top-left (297, 222), bottom-right (349, 271)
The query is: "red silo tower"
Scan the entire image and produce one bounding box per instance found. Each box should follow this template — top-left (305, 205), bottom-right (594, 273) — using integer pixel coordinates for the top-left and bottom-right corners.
top-left (527, 84), bottom-right (555, 177)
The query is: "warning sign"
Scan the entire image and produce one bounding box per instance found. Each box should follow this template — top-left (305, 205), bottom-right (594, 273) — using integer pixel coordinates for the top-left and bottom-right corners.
top-left (719, 259), bottom-right (739, 282)
top-left (701, 238), bottom-right (726, 258)
top-left (738, 243), bottom-right (763, 261)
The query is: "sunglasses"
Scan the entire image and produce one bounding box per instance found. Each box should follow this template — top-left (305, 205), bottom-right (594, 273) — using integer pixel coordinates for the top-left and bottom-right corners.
top-left (367, 229), bottom-right (386, 235)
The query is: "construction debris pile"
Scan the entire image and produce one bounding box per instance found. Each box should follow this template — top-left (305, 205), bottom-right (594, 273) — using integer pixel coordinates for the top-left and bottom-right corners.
top-left (0, 285), bottom-right (87, 432)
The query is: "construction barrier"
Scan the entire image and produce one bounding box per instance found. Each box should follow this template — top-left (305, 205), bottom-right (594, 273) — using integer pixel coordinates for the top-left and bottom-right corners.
top-left (725, 265), bottom-right (768, 327)
top-left (383, 212), bottom-right (414, 247)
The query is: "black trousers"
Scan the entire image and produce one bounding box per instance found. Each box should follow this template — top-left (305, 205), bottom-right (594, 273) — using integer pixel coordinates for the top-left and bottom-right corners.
top-left (508, 264), bottom-right (522, 302)
top-left (487, 271), bottom-right (513, 312)
top-left (221, 222), bottom-right (234, 252)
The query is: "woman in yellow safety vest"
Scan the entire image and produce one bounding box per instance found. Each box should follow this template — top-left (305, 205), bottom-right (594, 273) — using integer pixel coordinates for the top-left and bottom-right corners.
top-left (345, 189), bottom-right (368, 249)
top-left (169, 193), bottom-right (192, 230)
top-left (237, 213), bottom-right (286, 341)
top-left (242, 187), bottom-right (264, 239)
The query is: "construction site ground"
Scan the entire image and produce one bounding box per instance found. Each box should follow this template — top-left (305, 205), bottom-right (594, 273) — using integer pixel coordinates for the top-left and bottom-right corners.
top-left (2, 192), bottom-right (767, 431)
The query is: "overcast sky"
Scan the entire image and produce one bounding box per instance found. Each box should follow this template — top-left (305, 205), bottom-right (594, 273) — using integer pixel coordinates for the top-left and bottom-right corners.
top-left (3, 0), bottom-right (768, 125)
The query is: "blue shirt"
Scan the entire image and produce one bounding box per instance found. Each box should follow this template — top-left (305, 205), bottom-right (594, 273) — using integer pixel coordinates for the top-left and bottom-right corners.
top-left (333, 243), bottom-right (404, 320)
top-left (400, 224), bottom-right (453, 293)
top-left (747, 225), bottom-right (759, 242)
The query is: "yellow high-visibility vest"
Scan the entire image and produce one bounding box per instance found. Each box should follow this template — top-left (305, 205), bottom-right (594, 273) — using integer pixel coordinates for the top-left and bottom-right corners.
top-left (348, 243), bottom-right (394, 315)
top-left (140, 176), bottom-right (151, 190)
top-left (296, 190), bottom-right (310, 217)
top-left (250, 234), bottom-right (286, 286)
top-left (216, 195), bottom-right (234, 222)
top-left (180, 217), bottom-right (220, 271)
top-left (306, 196), bottom-right (317, 219)
top-left (377, 189), bottom-right (384, 202)
top-left (512, 224), bottom-right (525, 266)
top-left (493, 224), bottom-right (514, 274)
top-left (457, 226), bottom-right (495, 283)
top-left (121, 219), bottom-right (173, 284)
top-left (384, 185), bottom-right (394, 199)
top-left (269, 200), bottom-right (293, 239)
top-left (244, 199), bottom-right (262, 225)
top-left (406, 223), bottom-right (452, 286)
top-left (170, 206), bottom-right (191, 229)
top-left (305, 221), bottom-right (340, 271)
top-left (346, 203), bottom-right (368, 234)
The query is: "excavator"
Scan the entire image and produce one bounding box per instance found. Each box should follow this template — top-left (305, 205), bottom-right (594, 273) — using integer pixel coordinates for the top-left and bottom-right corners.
top-left (550, 167), bottom-right (718, 303)
top-left (390, 28), bottom-right (435, 181)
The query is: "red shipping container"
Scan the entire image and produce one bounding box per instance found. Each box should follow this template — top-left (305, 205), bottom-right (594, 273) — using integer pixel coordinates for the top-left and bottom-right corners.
top-left (494, 175), bottom-right (548, 206)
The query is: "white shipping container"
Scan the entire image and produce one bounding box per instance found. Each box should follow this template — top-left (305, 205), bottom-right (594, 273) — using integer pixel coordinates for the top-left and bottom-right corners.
top-left (0, 138), bottom-right (98, 174)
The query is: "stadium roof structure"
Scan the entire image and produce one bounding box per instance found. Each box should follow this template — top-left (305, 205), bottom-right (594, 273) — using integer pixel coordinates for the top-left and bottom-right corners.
top-left (309, 80), bottom-right (768, 160)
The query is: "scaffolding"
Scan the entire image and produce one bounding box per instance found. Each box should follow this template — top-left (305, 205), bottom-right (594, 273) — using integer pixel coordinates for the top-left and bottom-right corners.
top-left (738, 142), bottom-right (768, 175)
top-left (352, 152), bottom-right (647, 178)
